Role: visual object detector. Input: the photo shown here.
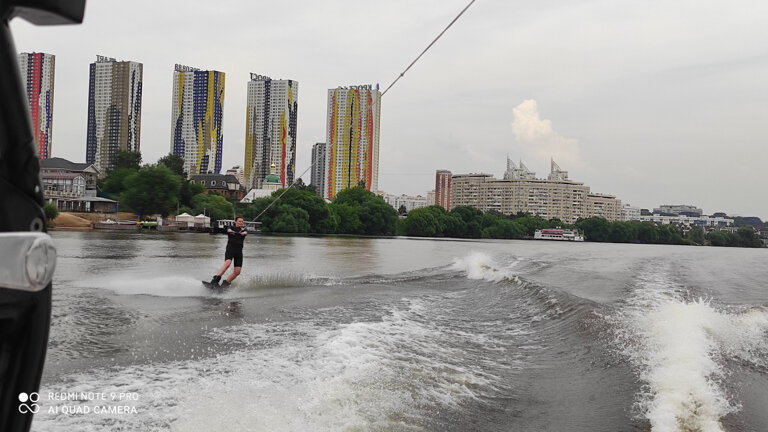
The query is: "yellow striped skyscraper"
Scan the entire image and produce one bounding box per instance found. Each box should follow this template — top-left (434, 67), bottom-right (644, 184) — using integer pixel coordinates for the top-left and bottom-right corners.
top-left (171, 64), bottom-right (225, 177)
top-left (244, 74), bottom-right (298, 189)
top-left (324, 84), bottom-right (381, 199)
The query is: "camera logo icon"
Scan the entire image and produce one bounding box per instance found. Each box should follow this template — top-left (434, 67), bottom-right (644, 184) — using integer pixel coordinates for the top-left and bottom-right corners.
top-left (18, 392), bottom-right (39, 414)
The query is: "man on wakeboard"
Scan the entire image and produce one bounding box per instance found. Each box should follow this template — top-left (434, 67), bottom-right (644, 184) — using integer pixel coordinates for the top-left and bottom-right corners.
top-left (208, 216), bottom-right (247, 287)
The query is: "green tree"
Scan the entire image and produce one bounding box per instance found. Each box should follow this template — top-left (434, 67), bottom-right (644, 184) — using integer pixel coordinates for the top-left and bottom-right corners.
top-left (736, 226), bottom-right (762, 247)
top-left (515, 214), bottom-right (552, 236)
top-left (100, 168), bottom-right (136, 195)
top-left (610, 221), bottom-right (639, 243)
top-left (636, 222), bottom-right (660, 244)
top-left (575, 217), bottom-right (611, 242)
top-left (480, 212), bottom-right (501, 230)
top-left (725, 232), bottom-right (741, 247)
top-left (358, 196), bottom-right (399, 235)
top-left (687, 226), bottom-right (705, 245)
top-left (114, 150), bottom-right (142, 171)
top-left (271, 205), bottom-right (311, 233)
top-left (317, 206), bottom-right (340, 233)
top-left (449, 206), bottom-right (483, 238)
top-left (333, 186), bottom-right (397, 235)
top-left (44, 202), bottom-right (59, 221)
top-left (243, 196), bottom-right (277, 231)
top-left (451, 205), bottom-right (483, 223)
top-left (180, 180), bottom-right (205, 209)
top-left (439, 213), bottom-right (466, 238)
top-left (157, 153), bottom-right (186, 177)
top-left (548, 218), bottom-right (565, 227)
top-left (333, 186), bottom-right (373, 207)
top-left (656, 224), bottom-right (687, 245)
top-left (123, 165), bottom-right (182, 217)
top-left (270, 188), bottom-right (329, 232)
top-left (708, 230), bottom-right (728, 247)
top-left (190, 193), bottom-right (234, 222)
top-left (244, 188), bottom-right (330, 233)
top-left (328, 203), bottom-right (363, 234)
top-left (402, 207), bottom-right (441, 236)
top-left (482, 219), bottom-right (525, 239)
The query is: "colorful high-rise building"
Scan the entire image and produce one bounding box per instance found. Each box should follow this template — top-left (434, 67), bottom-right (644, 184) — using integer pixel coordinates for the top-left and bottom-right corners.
top-left (86, 55), bottom-right (143, 176)
top-left (18, 52), bottom-right (55, 160)
top-left (435, 170), bottom-right (452, 210)
top-left (171, 64), bottom-right (225, 177)
top-left (324, 84), bottom-right (381, 199)
top-left (311, 142), bottom-right (326, 197)
top-left (244, 74), bottom-right (298, 189)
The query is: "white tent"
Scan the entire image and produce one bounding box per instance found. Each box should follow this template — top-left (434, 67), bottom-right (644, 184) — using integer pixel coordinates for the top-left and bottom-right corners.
top-left (175, 212), bottom-right (194, 227)
top-left (194, 214), bottom-right (211, 228)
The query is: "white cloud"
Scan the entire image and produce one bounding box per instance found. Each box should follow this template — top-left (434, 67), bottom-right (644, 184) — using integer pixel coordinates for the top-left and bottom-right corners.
top-left (511, 99), bottom-right (581, 170)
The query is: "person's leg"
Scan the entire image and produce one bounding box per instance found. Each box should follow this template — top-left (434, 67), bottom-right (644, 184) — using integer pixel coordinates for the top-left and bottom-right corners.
top-left (216, 259), bottom-right (232, 276)
top-left (223, 252), bottom-right (243, 284)
top-left (226, 266), bottom-right (241, 283)
top-left (211, 258), bottom-right (232, 284)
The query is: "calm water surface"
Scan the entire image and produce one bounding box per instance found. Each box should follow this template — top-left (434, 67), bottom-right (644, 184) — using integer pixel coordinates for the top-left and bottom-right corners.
top-left (32, 231), bottom-right (768, 431)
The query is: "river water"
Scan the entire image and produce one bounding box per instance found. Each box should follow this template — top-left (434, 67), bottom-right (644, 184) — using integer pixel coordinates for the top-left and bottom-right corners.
top-left (32, 231), bottom-right (768, 431)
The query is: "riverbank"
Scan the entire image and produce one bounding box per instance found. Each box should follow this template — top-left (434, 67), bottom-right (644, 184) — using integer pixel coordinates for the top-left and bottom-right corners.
top-left (49, 212), bottom-right (139, 230)
top-left (47, 216), bottom-right (767, 248)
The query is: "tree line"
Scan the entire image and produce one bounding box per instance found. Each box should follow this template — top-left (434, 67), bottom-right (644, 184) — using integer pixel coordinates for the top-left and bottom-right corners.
top-left (242, 183), bottom-right (398, 235)
top-left (99, 152), bottom-right (400, 236)
top-left (573, 217), bottom-right (762, 247)
top-left (99, 151), bottom-right (234, 221)
top-left (99, 151), bottom-right (763, 247)
top-left (247, 189), bottom-right (762, 248)
top-left (398, 204), bottom-right (762, 247)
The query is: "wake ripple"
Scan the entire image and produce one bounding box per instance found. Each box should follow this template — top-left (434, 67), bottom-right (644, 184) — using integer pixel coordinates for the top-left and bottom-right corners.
top-left (607, 267), bottom-right (768, 432)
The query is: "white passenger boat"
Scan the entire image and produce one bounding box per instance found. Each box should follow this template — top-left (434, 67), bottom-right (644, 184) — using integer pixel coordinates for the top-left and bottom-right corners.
top-left (533, 228), bottom-right (584, 241)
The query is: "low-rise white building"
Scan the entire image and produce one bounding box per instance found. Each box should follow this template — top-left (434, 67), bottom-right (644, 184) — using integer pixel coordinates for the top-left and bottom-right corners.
top-left (380, 193), bottom-right (429, 213)
top-left (639, 214), bottom-right (733, 227)
top-left (622, 204), bottom-right (641, 221)
top-left (653, 204), bottom-right (703, 216)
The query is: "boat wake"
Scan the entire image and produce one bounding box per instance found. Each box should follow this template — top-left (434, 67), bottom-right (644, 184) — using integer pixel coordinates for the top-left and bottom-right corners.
top-left (607, 266), bottom-right (768, 432)
top-left (34, 298), bottom-right (507, 431)
top-left (83, 275), bottom-right (208, 297)
top-left (450, 250), bottom-right (521, 283)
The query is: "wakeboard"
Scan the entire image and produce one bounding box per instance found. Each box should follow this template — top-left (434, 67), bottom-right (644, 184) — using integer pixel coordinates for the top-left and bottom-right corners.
top-left (202, 280), bottom-right (233, 291)
top-left (202, 281), bottom-right (222, 290)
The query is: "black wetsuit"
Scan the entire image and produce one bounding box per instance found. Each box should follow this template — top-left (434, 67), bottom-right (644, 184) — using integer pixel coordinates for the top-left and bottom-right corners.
top-left (225, 225), bottom-right (247, 267)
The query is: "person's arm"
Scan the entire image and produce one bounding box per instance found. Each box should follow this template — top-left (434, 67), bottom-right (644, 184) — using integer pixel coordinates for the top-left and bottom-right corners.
top-left (240, 228), bottom-right (248, 236)
top-left (227, 226), bottom-right (235, 234)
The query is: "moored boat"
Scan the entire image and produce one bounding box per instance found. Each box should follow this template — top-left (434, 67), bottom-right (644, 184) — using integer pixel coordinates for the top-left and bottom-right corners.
top-left (534, 228), bottom-right (584, 241)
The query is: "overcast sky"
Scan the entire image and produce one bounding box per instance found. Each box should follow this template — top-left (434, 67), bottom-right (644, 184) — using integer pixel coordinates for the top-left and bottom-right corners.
top-left (11, 0), bottom-right (768, 219)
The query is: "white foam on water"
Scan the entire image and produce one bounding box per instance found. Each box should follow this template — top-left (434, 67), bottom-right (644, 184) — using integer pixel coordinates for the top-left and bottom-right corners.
top-left (610, 270), bottom-right (768, 432)
top-left (451, 251), bottom-right (519, 283)
top-left (82, 271), bottom-right (324, 299)
top-left (83, 275), bottom-right (208, 297)
top-left (172, 301), bottom-right (495, 431)
top-left (33, 299), bottom-right (500, 431)
top-left (232, 272), bottom-right (328, 291)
